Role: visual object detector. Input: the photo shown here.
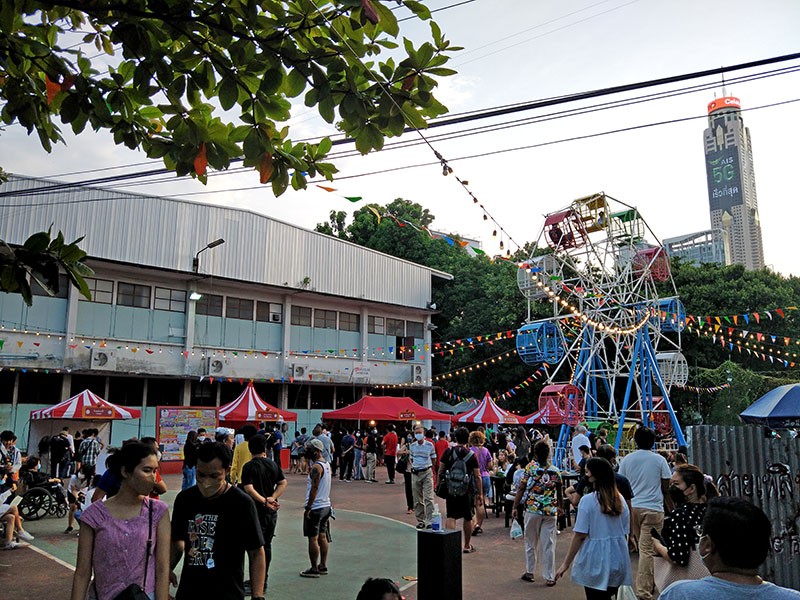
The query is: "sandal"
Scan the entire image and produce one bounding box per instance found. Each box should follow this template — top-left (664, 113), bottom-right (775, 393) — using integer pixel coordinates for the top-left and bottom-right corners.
top-left (462, 545), bottom-right (477, 554)
top-left (521, 573), bottom-right (535, 582)
top-left (545, 580), bottom-right (557, 587)
top-left (472, 526), bottom-right (483, 536)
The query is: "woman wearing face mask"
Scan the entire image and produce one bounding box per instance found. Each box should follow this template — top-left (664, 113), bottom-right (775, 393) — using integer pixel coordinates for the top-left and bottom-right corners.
top-left (70, 441), bottom-right (171, 600)
top-left (652, 464), bottom-right (717, 587)
top-left (65, 465), bottom-right (94, 534)
top-left (397, 435), bottom-right (414, 514)
top-left (555, 457), bottom-right (632, 599)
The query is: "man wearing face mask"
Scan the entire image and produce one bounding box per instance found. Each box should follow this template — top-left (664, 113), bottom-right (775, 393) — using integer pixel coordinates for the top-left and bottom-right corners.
top-left (365, 428), bottom-right (379, 483)
top-left (409, 424), bottom-right (437, 529)
top-left (171, 441), bottom-right (266, 600)
top-left (660, 497), bottom-right (800, 599)
top-left (300, 439), bottom-right (333, 578)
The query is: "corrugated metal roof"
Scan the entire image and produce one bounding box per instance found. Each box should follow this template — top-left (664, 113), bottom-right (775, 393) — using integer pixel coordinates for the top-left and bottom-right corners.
top-left (0, 175), bottom-right (451, 308)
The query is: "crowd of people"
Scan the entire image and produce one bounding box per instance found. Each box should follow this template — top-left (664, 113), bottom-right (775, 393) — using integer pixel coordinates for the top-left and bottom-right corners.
top-left (2, 419), bottom-right (799, 599)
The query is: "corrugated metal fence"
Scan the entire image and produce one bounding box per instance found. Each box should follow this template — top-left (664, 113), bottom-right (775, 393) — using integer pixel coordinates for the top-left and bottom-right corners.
top-left (688, 425), bottom-right (800, 590)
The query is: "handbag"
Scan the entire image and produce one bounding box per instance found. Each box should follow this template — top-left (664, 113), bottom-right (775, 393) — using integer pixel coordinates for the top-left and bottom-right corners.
top-left (654, 551), bottom-right (710, 591)
top-left (111, 500), bottom-right (153, 600)
top-left (395, 456), bottom-right (408, 474)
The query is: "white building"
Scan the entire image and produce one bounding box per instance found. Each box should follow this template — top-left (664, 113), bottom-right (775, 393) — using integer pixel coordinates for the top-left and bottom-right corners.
top-left (0, 176), bottom-right (450, 444)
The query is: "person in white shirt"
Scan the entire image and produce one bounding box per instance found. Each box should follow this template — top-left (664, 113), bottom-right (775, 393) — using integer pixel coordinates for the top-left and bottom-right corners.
top-left (617, 426), bottom-right (672, 600)
top-left (660, 497), bottom-right (800, 600)
top-left (571, 426), bottom-right (591, 470)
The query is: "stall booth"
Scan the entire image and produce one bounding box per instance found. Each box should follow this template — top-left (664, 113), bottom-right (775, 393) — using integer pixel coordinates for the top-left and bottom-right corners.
top-left (451, 392), bottom-right (521, 427)
top-left (28, 389), bottom-right (141, 476)
top-left (218, 382), bottom-right (298, 469)
top-left (322, 395), bottom-right (452, 426)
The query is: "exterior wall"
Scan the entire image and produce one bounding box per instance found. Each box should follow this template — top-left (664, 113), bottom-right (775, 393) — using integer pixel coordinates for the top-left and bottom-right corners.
top-left (0, 176), bottom-right (448, 441)
top-left (663, 229), bottom-right (730, 265)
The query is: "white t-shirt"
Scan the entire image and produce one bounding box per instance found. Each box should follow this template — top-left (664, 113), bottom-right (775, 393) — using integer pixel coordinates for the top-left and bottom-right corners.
top-left (618, 449), bottom-right (671, 511)
top-left (571, 433), bottom-right (591, 467)
top-left (661, 576), bottom-right (800, 600)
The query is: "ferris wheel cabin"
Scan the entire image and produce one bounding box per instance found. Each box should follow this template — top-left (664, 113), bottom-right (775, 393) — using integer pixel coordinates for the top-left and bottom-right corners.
top-left (538, 384), bottom-right (585, 426)
top-left (572, 193), bottom-right (610, 234)
top-left (516, 321), bottom-right (566, 365)
top-left (651, 298), bottom-right (686, 332)
top-left (633, 246), bottom-right (671, 282)
top-left (543, 209), bottom-right (588, 251)
top-left (517, 254), bottom-right (562, 300)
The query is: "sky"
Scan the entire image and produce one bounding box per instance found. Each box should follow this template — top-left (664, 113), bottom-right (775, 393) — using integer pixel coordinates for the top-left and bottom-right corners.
top-left (2, 0), bottom-right (800, 275)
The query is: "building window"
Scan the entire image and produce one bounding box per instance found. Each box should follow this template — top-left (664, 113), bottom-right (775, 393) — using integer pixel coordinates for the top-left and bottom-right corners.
top-left (339, 312), bottom-right (360, 332)
top-left (31, 274), bottom-right (69, 299)
top-left (117, 283), bottom-right (152, 308)
top-left (368, 316), bottom-right (385, 334)
top-left (226, 297), bottom-right (254, 320)
top-left (82, 278), bottom-right (114, 304)
top-left (386, 318), bottom-right (405, 337)
top-left (407, 321), bottom-right (424, 338)
top-left (291, 306), bottom-right (312, 326)
top-left (314, 309), bottom-right (337, 329)
top-left (154, 287), bottom-right (186, 312)
top-left (196, 294), bottom-right (223, 317)
top-left (256, 302), bottom-right (283, 323)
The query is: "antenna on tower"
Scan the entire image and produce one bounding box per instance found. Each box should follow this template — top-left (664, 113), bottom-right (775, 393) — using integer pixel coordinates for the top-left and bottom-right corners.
top-left (721, 69), bottom-right (727, 97)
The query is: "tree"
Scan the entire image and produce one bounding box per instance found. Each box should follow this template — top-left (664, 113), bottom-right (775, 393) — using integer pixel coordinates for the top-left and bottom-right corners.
top-left (1, 0), bottom-right (457, 193)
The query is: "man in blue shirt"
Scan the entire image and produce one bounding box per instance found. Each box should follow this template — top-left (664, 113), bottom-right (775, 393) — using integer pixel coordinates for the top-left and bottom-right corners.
top-left (409, 425), bottom-right (437, 529)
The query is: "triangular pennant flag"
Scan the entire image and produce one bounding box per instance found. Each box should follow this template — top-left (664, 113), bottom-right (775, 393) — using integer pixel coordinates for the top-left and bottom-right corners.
top-left (743, 314), bottom-right (749, 324)
top-left (765, 311), bottom-right (772, 320)
top-left (753, 312), bottom-right (760, 323)
top-left (776, 308), bottom-right (785, 318)
top-left (472, 247), bottom-right (486, 255)
top-left (316, 185), bottom-right (337, 192)
top-left (344, 196), bottom-right (363, 203)
top-left (733, 315), bottom-right (738, 325)
top-left (367, 206), bottom-right (382, 222)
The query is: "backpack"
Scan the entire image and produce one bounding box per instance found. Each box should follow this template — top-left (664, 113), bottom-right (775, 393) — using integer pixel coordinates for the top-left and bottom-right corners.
top-left (445, 448), bottom-right (474, 497)
top-left (38, 435), bottom-right (52, 455)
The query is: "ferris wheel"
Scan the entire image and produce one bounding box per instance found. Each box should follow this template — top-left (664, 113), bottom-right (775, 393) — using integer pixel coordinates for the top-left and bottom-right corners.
top-left (515, 193), bottom-right (688, 460)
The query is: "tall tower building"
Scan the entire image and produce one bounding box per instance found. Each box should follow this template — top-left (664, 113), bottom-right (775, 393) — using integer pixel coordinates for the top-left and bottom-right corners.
top-left (703, 96), bottom-right (765, 270)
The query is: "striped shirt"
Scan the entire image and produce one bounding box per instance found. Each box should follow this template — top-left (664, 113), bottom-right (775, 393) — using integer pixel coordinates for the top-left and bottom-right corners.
top-left (409, 440), bottom-right (436, 470)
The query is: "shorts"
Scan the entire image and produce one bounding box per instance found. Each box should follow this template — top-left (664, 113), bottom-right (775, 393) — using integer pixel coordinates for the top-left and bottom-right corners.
top-left (258, 509), bottom-right (278, 548)
top-left (303, 506), bottom-right (332, 538)
top-left (445, 494), bottom-right (474, 521)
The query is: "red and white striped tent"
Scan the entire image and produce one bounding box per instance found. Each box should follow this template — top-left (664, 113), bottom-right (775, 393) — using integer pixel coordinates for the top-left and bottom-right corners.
top-left (523, 397), bottom-right (564, 425)
top-left (30, 389), bottom-right (141, 420)
top-left (451, 392), bottom-right (521, 425)
top-left (219, 382), bottom-right (297, 423)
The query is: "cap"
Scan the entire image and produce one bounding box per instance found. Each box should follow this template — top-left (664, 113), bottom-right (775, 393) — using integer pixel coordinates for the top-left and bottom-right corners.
top-left (306, 438), bottom-right (324, 452)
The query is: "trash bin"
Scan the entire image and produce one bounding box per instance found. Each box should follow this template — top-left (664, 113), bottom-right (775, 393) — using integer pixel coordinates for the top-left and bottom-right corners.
top-left (417, 528), bottom-right (461, 600)
top-left (280, 447), bottom-right (290, 470)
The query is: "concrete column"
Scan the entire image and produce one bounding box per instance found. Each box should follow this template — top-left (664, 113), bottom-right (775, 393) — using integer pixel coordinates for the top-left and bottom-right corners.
top-left (281, 294), bottom-right (292, 381)
top-left (10, 371), bottom-right (19, 432)
top-left (182, 379), bottom-right (191, 406)
top-left (61, 373), bottom-right (72, 400)
top-left (424, 314), bottom-right (433, 409)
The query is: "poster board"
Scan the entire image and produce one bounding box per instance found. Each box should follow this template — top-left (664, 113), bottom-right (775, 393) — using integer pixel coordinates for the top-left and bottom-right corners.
top-left (156, 406), bottom-right (218, 463)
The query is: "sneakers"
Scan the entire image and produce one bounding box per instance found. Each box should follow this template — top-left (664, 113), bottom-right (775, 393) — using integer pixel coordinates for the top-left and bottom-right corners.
top-left (385, 480), bottom-right (395, 484)
top-left (300, 568), bottom-right (321, 578)
top-left (2, 541), bottom-right (25, 550)
top-left (64, 526), bottom-right (74, 534)
top-left (17, 530), bottom-right (35, 542)
top-left (369, 479), bottom-right (379, 483)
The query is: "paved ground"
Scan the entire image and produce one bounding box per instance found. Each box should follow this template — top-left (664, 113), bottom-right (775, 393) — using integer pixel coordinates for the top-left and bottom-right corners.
top-left (2, 467), bottom-right (640, 599)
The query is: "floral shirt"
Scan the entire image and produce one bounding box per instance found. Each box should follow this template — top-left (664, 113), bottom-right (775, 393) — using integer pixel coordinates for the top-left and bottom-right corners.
top-left (520, 462), bottom-right (562, 516)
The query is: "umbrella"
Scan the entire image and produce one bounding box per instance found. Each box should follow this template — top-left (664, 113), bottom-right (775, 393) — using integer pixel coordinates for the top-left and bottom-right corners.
top-left (739, 384), bottom-right (800, 429)
top-left (451, 392), bottom-right (521, 425)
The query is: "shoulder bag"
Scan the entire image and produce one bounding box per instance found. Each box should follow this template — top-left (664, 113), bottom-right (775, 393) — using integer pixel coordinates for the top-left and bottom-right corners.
top-left (112, 500), bottom-right (153, 600)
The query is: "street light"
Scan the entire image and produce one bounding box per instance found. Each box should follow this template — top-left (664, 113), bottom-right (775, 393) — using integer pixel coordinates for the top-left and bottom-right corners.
top-left (192, 238), bottom-right (225, 273)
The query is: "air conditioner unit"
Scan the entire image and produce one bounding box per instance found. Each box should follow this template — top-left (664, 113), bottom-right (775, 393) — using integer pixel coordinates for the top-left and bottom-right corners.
top-left (292, 364), bottom-right (308, 380)
top-left (90, 349), bottom-right (117, 371)
top-left (270, 313), bottom-right (282, 323)
top-left (413, 365), bottom-right (424, 385)
top-left (205, 357), bottom-right (229, 377)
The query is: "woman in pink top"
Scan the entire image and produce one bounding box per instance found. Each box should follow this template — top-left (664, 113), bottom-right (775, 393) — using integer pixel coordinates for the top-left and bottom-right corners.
top-left (70, 441), bottom-right (171, 600)
top-left (468, 430), bottom-right (494, 536)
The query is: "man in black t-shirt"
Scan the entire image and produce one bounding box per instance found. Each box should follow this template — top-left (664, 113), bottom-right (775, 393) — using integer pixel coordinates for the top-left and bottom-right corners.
top-left (565, 444), bottom-right (634, 510)
top-left (241, 434), bottom-right (287, 594)
top-left (437, 427), bottom-right (483, 553)
top-left (170, 442), bottom-right (266, 600)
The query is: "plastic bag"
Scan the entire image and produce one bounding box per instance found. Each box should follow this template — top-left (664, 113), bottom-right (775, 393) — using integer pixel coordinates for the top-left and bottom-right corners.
top-left (616, 585), bottom-right (637, 600)
top-left (510, 519), bottom-right (523, 540)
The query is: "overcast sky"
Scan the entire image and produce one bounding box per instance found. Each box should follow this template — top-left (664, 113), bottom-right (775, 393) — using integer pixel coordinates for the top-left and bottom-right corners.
top-left (3, 0), bottom-right (800, 276)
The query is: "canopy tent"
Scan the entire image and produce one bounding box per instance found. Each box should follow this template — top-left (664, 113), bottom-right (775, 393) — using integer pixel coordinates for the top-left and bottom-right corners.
top-left (451, 393), bottom-right (521, 425)
top-left (218, 382), bottom-right (297, 423)
top-left (740, 384), bottom-right (800, 429)
top-left (523, 397), bottom-right (564, 425)
top-left (431, 399), bottom-right (474, 415)
top-left (27, 390), bottom-right (141, 469)
top-left (322, 396), bottom-right (452, 422)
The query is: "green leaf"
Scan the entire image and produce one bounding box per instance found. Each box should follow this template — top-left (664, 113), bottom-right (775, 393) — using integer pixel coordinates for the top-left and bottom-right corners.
top-left (372, 1), bottom-right (399, 37)
top-left (218, 77), bottom-right (239, 111)
top-left (284, 68), bottom-right (306, 98)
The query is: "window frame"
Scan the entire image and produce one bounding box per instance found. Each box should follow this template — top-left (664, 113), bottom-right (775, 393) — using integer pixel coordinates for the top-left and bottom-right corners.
top-left (256, 301), bottom-right (283, 324)
top-left (339, 311), bottom-right (360, 332)
top-left (225, 296), bottom-right (254, 320)
top-left (154, 287), bottom-right (187, 313)
top-left (386, 318), bottom-right (405, 337)
top-left (368, 316), bottom-right (385, 335)
top-left (314, 309), bottom-right (337, 330)
top-left (291, 306), bottom-right (312, 327)
top-left (195, 293), bottom-right (224, 317)
top-left (82, 278), bottom-right (114, 304)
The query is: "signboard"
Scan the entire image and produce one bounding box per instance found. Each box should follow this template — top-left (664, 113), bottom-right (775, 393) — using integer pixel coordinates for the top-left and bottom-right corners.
top-left (501, 415), bottom-right (519, 424)
top-left (82, 406), bottom-right (114, 418)
top-left (705, 142), bottom-right (743, 214)
top-left (399, 411), bottom-right (416, 420)
top-left (707, 96), bottom-right (740, 114)
top-left (156, 406), bottom-right (218, 462)
top-left (257, 411), bottom-right (281, 421)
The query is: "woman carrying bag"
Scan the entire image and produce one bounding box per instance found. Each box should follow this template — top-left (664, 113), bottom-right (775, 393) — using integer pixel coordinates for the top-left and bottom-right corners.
top-left (71, 441), bottom-right (171, 600)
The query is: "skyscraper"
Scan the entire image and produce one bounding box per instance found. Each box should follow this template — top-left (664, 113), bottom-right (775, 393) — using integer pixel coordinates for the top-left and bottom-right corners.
top-left (703, 96), bottom-right (765, 270)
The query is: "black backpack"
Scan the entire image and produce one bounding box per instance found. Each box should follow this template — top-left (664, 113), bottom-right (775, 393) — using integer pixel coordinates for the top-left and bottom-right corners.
top-left (38, 435), bottom-right (52, 455)
top-left (445, 448), bottom-right (474, 497)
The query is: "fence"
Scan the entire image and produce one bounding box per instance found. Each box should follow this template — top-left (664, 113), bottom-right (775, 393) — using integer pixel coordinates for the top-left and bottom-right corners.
top-left (688, 425), bottom-right (800, 590)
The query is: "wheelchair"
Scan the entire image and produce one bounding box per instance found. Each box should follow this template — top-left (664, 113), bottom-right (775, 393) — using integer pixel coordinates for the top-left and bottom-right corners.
top-left (16, 475), bottom-right (69, 521)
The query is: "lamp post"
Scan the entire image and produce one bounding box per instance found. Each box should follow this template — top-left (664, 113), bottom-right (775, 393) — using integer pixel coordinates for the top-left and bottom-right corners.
top-left (192, 238), bottom-right (225, 273)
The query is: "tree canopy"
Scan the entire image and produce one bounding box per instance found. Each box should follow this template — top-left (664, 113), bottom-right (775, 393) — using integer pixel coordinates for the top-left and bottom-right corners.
top-left (1, 0), bottom-right (458, 193)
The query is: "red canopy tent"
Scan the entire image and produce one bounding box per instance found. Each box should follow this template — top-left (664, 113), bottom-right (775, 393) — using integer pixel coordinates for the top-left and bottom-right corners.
top-left (451, 393), bottom-right (521, 425)
top-left (322, 396), bottom-right (452, 422)
top-left (218, 382), bottom-right (297, 423)
top-left (28, 390), bottom-right (140, 461)
top-left (523, 397), bottom-right (564, 425)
